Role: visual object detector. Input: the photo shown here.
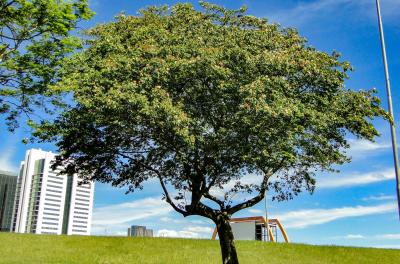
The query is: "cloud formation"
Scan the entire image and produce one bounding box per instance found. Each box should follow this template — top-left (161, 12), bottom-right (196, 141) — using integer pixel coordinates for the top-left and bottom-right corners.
top-left (334, 232), bottom-right (400, 241)
top-left (247, 208), bottom-right (264, 214)
top-left (375, 233), bottom-right (400, 240)
top-left (157, 229), bottom-right (200, 238)
top-left (0, 134), bottom-right (19, 172)
top-left (92, 197), bottom-right (172, 227)
top-left (347, 138), bottom-right (391, 159)
top-left (344, 234), bottom-right (365, 239)
top-left (276, 203), bottom-right (396, 229)
top-left (362, 194), bottom-right (396, 202)
top-left (157, 225), bottom-right (214, 238)
top-left (317, 168), bottom-right (394, 189)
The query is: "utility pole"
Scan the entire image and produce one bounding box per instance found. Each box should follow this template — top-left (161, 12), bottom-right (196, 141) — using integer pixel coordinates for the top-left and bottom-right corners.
top-left (264, 190), bottom-right (269, 241)
top-left (375, 0), bottom-right (400, 219)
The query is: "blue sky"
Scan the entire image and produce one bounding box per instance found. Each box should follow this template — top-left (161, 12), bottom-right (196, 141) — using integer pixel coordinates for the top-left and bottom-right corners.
top-left (1, 0), bottom-right (400, 248)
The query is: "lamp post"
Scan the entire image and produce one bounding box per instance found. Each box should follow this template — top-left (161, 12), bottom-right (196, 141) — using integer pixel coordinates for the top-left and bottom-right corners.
top-left (375, 0), bottom-right (400, 219)
top-left (264, 190), bottom-right (269, 241)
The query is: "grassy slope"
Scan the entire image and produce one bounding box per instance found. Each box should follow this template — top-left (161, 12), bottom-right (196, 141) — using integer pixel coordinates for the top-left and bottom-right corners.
top-left (0, 233), bottom-right (399, 264)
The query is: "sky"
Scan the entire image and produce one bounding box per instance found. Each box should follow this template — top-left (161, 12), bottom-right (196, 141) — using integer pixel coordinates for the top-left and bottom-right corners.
top-left (1, 0), bottom-right (400, 249)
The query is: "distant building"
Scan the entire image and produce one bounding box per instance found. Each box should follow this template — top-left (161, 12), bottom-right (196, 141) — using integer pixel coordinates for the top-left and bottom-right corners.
top-left (145, 229), bottom-right (153, 237)
top-left (12, 149), bottom-right (95, 235)
top-left (0, 170), bottom-right (17, 232)
top-left (128, 225), bottom-right (153, 237)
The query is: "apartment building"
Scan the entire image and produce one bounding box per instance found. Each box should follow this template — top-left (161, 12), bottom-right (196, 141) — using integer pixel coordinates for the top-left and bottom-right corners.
top-left (0, 170), bottom-right (17, 231)
top-left (12, 149), bottom-right (94, 235)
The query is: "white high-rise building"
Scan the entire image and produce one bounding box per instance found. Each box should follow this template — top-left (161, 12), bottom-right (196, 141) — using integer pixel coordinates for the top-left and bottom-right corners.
top-left (12, 149), bottom-right (94, 235)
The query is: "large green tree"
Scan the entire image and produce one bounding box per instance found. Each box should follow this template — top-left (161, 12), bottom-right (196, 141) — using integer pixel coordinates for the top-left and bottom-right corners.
top-left (33, 2), bottom-right (387, 264)
top-left (0, 0), bottom-right (93, 131)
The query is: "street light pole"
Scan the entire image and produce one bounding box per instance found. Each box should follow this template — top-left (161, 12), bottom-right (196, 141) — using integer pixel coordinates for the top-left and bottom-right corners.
top-left (375, 0), bottom-right (400, 219)
top-left (264, 190), bottom-right (269, 241)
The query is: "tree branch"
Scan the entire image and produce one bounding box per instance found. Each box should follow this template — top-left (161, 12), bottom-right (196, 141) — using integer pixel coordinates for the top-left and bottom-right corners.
top-left (157, 174), bottom-right (190, 217)
top-left (227, 159), bottom-right (286, 215)
top-left (120, 152), bottom-right (191, 217)
top-left (227, 188), bottom-right (266, 215)
top-left (203, 191), bottom-right (225, 209)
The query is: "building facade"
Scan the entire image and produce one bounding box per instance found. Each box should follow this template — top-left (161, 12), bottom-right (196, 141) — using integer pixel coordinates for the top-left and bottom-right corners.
top-left (127, 225), bottom-right (153, 237)
top-left (0, 171), bottom-right (17, 231)
top-left (12, 149), bottom-right (95, 235)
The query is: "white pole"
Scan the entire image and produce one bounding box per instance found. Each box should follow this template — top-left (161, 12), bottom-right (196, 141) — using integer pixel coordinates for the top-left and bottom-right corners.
top-left (264, 190), bottom-right (269, 241)
top-left (375, 0), bottom-right (400, 219)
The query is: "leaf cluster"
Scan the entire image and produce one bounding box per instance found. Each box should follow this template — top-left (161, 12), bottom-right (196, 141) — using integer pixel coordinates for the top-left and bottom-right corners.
top-left (0, 0), bottom-right (94, 131)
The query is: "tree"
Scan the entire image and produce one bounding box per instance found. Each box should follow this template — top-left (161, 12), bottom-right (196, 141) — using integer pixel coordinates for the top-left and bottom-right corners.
top-left (33, 2), bottom-right (387, 264)
top-left (0, 0), bottom-right (93, 131)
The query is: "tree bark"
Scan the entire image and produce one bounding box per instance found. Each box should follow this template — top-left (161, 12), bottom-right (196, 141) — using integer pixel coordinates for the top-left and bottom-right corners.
top-left (216, 215), bottom-right (239, 264)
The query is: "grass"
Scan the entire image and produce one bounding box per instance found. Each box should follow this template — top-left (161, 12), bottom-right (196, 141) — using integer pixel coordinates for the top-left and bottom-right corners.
top-left (0, 233), bottom-right (399, 264)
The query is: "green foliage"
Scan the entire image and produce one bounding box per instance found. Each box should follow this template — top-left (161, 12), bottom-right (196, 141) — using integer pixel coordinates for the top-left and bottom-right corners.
top-left (35, 2), bottom-right (386, 223)
top-left (0, 233), bottom-right (399, 264)
top-left (0, 0), bottom-right (94, 131)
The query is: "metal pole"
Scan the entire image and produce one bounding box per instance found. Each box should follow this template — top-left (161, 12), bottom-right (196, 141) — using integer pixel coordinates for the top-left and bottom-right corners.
top-left (264, 190), bottom-right (269, 241)
top-left (375, 0), bottom-right (400, 219)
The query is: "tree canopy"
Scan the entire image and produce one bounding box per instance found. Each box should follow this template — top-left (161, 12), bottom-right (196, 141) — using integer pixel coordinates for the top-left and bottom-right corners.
top-left (0, 0), bottom-right (93, 131)
top-left (33, 2), bottom-right (387, 263)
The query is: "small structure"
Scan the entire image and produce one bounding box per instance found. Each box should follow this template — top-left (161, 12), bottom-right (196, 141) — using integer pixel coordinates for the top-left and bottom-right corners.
top-left (128, 225), bottom-right (153, 237)
top-left (211, 216), bottom-right (289, 243)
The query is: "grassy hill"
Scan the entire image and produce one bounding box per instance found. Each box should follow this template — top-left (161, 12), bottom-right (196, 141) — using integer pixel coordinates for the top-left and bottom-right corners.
top-left (0, 233), bottom-right (399, 264)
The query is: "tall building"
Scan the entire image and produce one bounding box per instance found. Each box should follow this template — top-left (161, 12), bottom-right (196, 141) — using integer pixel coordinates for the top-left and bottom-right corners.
top-left (0, 170), bottom-right (17, 232)
top-left (12, 149), bottom-right (95, 235)
top-left (128, 225), bottom-right (153, 237)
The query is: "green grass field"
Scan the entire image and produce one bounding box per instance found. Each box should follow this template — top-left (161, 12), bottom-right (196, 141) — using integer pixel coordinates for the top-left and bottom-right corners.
top-left (0, 233), bottom-right (399, 264)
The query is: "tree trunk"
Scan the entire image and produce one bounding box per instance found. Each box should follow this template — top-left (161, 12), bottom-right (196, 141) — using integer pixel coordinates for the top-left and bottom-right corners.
top-left (216, 215), bottom-right (239, 264)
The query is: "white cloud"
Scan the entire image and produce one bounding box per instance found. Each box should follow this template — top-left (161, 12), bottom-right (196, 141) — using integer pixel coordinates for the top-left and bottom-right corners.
top-left (330, 233), bottom-right (364, 240)
top-left (190, 219), bottom-right (210, 225)
top-left (344, 234), bottom-right (365, 239)
top-left (184, 226), bottom-right (214, 234)
top-left (268, 0), bottom-right (351, 25)
top-left (211, 163), bottom-right (394, 201)
top-left (347, 139), bottom-right (391, 159)
top-left (156, 225), bottom-right (214, 238)
top-left (375, 234), bottom-right (400, 240)
top-left (276, 203), bottom-right (396, 229)
top-left (157, 229), bottom-right (200, 238)
top-left (333, 233), bottom-right (400, 241)
top-left (318, 168), bottom-right (394, 189)
top-left (247, 208), bottom-right (264, 214)
top-left (91, 197), bottom-right (215, 237)
top-left (0, 136), bottom-right (19, 172)
top-left (160, 217), bottom-right (186, 224)
top-left (159, 217), bottom-right (211, 226)
top-left (362, 194), bottom-right (396, 202)
top-left (92, 197), bottom-right (172, 227)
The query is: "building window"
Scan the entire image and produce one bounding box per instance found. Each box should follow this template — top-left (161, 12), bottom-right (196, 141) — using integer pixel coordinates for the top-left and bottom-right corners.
top-left (42, 222), bottom-right (58, 226)
top-left (42, 226), bottom-right (58, 230)
top-left (74, 207), bottom-right (89, 211)
top-left (76, 198), bottom-right (89, 202)
top-left (46, 189), bottom-right (62, 194)
top-left (74, 211), bottom-right (88, 215)
top-left (47, 184), bottom-right (62, 189)
top-left (43, 217), bottom-right (59, 221)
top-left (44, 208), bottom-right (59, 212)
top-left (44, 202), bottom-right (61, 207)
